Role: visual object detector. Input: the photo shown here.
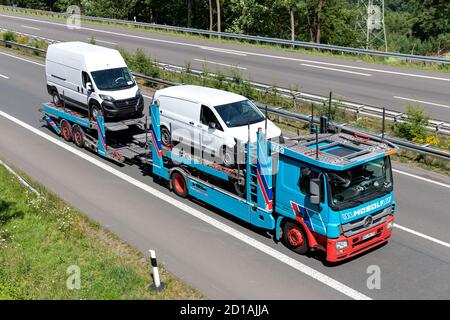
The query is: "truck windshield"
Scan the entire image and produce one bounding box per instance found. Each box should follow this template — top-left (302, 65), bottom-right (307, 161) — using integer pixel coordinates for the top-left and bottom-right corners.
top-left (91, 67), bottom-right (135, 91)
top-left (327, 157), bottom-right (393, 210)
top-left (214, 100), bottom-right (265, 128)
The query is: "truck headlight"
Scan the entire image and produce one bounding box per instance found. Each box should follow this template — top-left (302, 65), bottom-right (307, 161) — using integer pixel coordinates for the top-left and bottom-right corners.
top-left (336, 240), bottom-right (348, 250)
top-left (386, 221), bottom-right (394, 230)
top-left (99, 94), bottom-right (115, 102)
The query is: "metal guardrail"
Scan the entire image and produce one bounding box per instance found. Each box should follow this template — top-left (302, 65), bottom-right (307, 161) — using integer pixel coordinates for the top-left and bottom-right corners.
top-left (2, 4), bottom-right (450, 65)
top-left (1, 38), bottom-right (448, 160)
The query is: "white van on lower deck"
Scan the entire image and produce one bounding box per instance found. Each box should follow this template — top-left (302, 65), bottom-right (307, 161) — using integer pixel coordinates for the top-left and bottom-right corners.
top-left (153, 85), bottom-right (282, 167)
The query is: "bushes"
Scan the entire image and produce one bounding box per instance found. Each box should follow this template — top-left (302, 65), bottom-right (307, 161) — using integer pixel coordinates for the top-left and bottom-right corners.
top-left (395, 105), bottom-right (430, 141)
top-left (2, 31), bottom-right (16, 42)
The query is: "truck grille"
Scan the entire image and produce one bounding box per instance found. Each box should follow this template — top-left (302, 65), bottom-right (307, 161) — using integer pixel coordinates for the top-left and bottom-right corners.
top-left (341, 206), bottom-right (392, 237)
top-left (116, 97), bottom-right (139, 108)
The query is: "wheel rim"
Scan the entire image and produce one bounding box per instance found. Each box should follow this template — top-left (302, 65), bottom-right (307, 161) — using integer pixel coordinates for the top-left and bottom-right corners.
top-left (61, 122), bottom-right (71, 140)
top-left (92, 108), bottom-right (99, 119)
top-left (161, 129), bottom-right (170, 146)
top-left (223, 151), bottom-right (233, 167)
top-left (74, 130), bottom-right (82, 145)
top-left (53, 94), bottom-right (60, 105)
top-left (173, 174), bottom-right (185, 194)
top-left (287, 227), bottom-right (304, 247)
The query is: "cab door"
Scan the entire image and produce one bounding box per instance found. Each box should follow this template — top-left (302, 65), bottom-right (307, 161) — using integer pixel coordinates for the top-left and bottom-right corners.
top-left (276, 156), bottom-right (329, 236)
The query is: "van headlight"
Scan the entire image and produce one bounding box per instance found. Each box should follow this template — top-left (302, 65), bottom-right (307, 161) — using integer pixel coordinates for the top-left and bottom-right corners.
top-left (336, 240), bottom-right (348, 250)
top-left (99, 94), bottom-right (115, 102)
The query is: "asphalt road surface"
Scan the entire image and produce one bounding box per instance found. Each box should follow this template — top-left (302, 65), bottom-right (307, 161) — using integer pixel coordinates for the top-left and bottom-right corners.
top-left (1, 49), bottom-right (450, 299)
top-left (1, 10), bottom-right (450, 122)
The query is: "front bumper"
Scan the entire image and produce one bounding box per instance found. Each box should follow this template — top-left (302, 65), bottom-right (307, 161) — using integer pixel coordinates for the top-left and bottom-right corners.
top-left (101, 96), bottom-right (144, 119)
top-left (326, 215), bottom-right (394, 262)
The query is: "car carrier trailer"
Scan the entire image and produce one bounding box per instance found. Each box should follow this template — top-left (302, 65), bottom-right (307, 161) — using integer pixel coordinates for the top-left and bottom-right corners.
top-left (41, 100), bottom-right (398, 262)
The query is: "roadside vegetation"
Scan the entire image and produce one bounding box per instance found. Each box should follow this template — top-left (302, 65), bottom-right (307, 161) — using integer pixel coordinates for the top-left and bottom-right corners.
top-left (0, 159), bottom-right (203, 299)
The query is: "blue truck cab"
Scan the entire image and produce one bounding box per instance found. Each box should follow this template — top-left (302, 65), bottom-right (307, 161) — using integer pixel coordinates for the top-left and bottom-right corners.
top-left (273, 134), bottom-right (396, 262)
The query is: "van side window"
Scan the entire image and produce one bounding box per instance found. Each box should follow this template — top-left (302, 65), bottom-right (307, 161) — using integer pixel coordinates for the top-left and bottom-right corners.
top-left (82, 71), bottom-right (92, 88)
top-left (200, 105), bottom-right (222, 131)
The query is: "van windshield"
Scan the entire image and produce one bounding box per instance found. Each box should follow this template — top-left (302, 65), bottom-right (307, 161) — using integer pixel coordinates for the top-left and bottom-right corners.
top-left (214, 100), bottom-right (265, 128)
top-left (91, 67), bottom-right (135, 91)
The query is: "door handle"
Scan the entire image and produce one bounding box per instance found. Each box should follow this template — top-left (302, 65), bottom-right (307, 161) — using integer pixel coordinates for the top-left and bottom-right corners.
top-left (189, 121), bottom-right (194, 126)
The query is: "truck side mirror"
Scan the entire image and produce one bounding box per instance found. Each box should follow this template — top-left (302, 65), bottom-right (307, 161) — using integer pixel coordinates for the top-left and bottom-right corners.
top-left (208, 122), bottom-right (216, 129)
top-left (309, 178), bottom-right (321, 205)
top-left (86, 82), bottom-right (93, 93)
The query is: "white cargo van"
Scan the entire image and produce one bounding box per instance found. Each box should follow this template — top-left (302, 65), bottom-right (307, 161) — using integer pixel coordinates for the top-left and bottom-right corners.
top-left (46, 42), bottom-right (144, 120)
top-left (153, 85), bottom-right (282, 167)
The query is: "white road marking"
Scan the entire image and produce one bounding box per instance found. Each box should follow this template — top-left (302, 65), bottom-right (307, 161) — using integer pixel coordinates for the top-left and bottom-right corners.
top-left (0, 73), bottom-right (9, 79)
top-left (301, 63), bottom-right (372, 77)
top-left (393, 96), bottom-right (450, 110)
top-left (0, 51), bottom-right (45, 67)
top-left (0, 109), bottom-right (370, 300)
top-left (194, 58), bottom-right (247, 70)
top-left (95, 39), bottom-right (117, 45)
top-left (394, 224), bottom-right (450, 249)
top-left (199, 46), bottom-right (248, 56)
top-left (142, 94), bottom-right (153, 99)
top-left (297, 59), bottom-right (450, 82)
top-left (4, 14), bottom-right (450, 83)
top-left (393, 169), bottom-right (450, 189)
top-left (21, 25), bottom-right (40, 31)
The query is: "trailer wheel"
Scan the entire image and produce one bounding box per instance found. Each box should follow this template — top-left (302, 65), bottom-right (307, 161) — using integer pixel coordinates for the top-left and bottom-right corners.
top-left (60, 120), bottom-right (73, 142)
top-left (72, 125), bottom-right (85, 148)
top-left (171, 171), bottom-right (188, 198)
top-left (283, 221), bottom-right (309, 254)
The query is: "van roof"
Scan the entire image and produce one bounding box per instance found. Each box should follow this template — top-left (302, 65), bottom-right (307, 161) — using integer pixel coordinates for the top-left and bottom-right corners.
top-left (155, 85), bottom-right (247, 107)
top-left (47, 42), bottom-right (126, 71)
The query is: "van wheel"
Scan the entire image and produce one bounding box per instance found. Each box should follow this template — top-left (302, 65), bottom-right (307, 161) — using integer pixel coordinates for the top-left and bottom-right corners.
top-left (60, 120), bottom-right (72, 142)
top-left (52, 91), bottom-right (62, 106)
top-left (283, 221), bottom-right (309, 255)
top-left (90, 104), bottom-right (103, 120)
top-left (161, 126), bottom-right (171, 147)
top-left (72, 125), bottom-right (85, 148)
top-left (171, 171), bottom-right (188, 198)
top-left (221, 146), bottom-right (235, 168)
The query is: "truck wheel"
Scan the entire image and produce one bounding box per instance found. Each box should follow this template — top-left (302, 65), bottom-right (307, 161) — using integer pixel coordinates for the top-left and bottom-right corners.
top-left (283, 221), bottom-right (309, 254)
top-left (161, 126), bottom-right (171, 147)
top-left (72, 125), bottom-right (85, 148)
top-left (52, 91), bottom-right (62, 106)
top-left (60, 120), bottom-right (73, 142)
top-left (171, 171), bottom-right (188, 198)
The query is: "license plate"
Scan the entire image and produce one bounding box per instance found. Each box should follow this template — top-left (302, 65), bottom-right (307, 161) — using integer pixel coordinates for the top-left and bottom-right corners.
top-left (362, 231), bottom-right (376, 241)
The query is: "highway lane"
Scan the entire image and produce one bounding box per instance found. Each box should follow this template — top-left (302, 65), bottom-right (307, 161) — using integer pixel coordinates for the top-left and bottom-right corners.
top-left (1, 50), bottom-right (450, 299)
top-left (1, 11), bottom-right (450, 122)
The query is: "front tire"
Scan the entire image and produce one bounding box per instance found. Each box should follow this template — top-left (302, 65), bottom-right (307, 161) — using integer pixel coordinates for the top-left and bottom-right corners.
top-left (171, 171), bottom-right (188, 198)
top-left (283, 221), bottom-right (309, 255)
top-left (221, 146), bottom-right (235, 168)
top-left (90, 104), bottom-right (103, 120)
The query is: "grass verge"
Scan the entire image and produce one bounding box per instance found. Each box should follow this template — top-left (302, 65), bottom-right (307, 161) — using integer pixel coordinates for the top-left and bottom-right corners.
top-left (1, 6), bottom-right (450, 74)
top-left (0, 159), bottom-right (203, 300)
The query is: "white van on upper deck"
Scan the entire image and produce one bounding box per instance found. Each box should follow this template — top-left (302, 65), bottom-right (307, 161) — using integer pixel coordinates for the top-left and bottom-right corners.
top-left (46, 42), bottom-right (144, 120)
